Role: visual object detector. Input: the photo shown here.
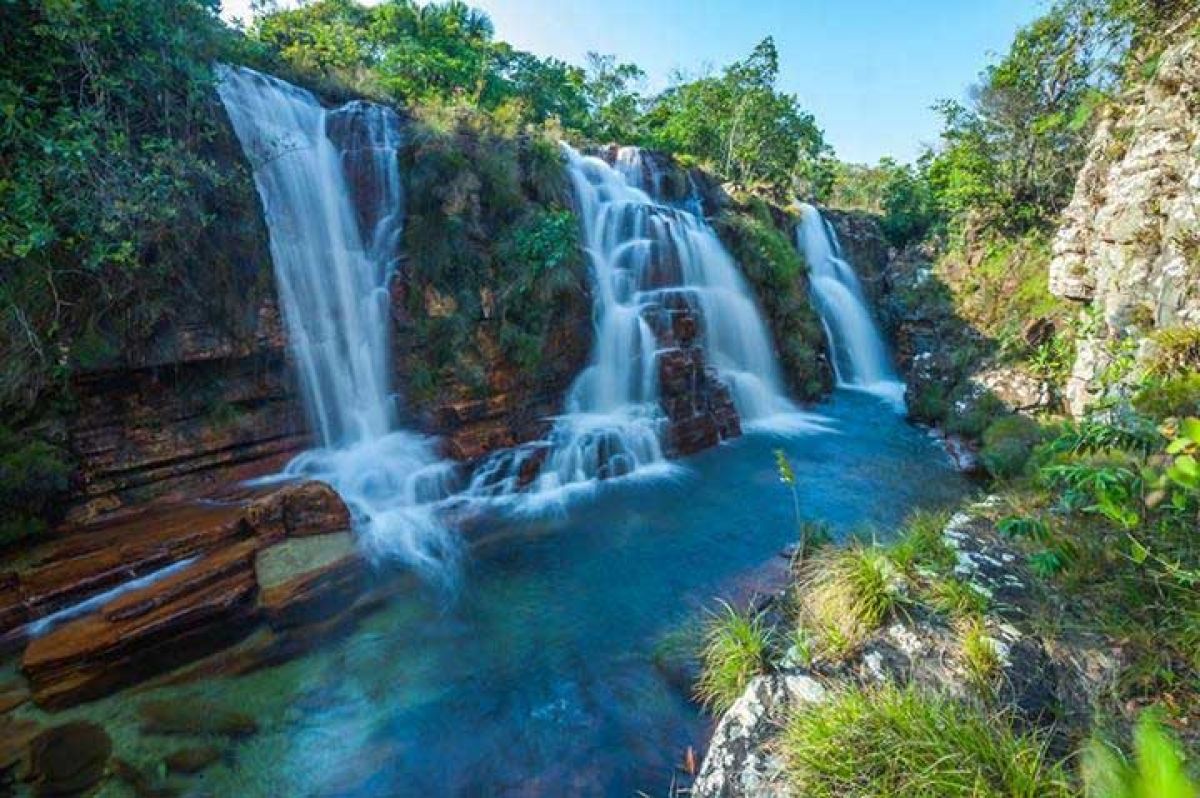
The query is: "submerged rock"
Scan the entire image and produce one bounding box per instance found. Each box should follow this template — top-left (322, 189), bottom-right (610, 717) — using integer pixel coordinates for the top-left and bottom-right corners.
top-left (139, 699), bottom-right (258, 738)
top-left (255, 531), bottom-right (364, 628)
top-left (28, 721), bottom-right (112, 797)
top-left (164, 745), bottom-right (222, 774)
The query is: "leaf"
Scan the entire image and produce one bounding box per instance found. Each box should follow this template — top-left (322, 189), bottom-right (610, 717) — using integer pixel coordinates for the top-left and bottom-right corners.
top-left (1180, 417), bottom-right (1200, 445)
top-left (1128, 536), bottom-right (1149, 565)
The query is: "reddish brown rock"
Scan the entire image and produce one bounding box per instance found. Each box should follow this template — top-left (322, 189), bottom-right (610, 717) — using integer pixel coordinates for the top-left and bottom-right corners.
top-left (139, 700), bottom-right (258, 738)
top-left (27, 721), bottom-right (112, 797)
top-left (0, 680), bottom-right (31, 714)
top-left (245, 481), bottom-right (351, 543)
top-left (164, 745), bottom-right (222, 774)
top-left (0, 717), bottom-right (40, 780)
top-left (22, 541), bottom-right (260, 709)
top-left (15, 501), bottom-right (250, 623)
top-left (67, 342), bottom-right (307, 526)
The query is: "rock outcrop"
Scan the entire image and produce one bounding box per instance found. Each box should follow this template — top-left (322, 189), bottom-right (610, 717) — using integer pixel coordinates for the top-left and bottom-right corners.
top-left (693, 503), bottom-right (1120, 798)
top-left (1049, 33), bottom-right (1200, 414)
top-left (9, 480), bottom-right (362, 708)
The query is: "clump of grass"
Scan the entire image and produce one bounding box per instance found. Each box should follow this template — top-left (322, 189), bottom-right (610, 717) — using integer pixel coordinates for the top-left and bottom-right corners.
top-left (957, 615), bottom-right (1002, 694)
top-left (889, 509), bottom-right (955, 574)
top-left (929, 576), bottom-right (991, 617)
top-left (694, 601), bottom-right (775, 713)
top-left (797, 544), bottom-right (906, 658)
top-left (780, 685), bottom-right (1072, 797)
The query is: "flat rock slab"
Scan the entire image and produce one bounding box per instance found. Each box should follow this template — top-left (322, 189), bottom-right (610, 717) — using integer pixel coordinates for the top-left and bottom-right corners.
top-left (256, 532), bottom-right (364, 628)
top-left (22, 542), bottom-right (260, 709)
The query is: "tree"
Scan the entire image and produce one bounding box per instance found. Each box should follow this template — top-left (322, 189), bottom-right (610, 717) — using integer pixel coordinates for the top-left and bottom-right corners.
top-left (642, 38), bottom-right (830, 194)
top-left (926, 0), bottom-right (1132, 231)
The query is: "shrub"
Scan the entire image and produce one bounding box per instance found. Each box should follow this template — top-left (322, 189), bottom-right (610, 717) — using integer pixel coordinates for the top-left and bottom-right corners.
top-left (980, 414), bottom-right (1043, 479)
top-left (1133, 375), bottom-right (1200, 421)
top-left (694, 601), bottom-right (775, 713)
top-left (0, 427), bottom-right (73, 549)
top-left (1146, 328), bottom-right (1200, 379)
top-left (957, 615), bottom-right (1002, 693)
top-left (781, 685), bottom-right (1071, 797)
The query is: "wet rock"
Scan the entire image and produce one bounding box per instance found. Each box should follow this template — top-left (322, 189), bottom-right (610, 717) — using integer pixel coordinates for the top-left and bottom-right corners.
top-left (255, 531), bottom-right (365, 628)
top-left (11, 500), bottom-right (250, 628)
top-left (139, 699), bottom-right (258, 738)
top-left (164, 745), bottom-right (222, 774)
top-left (28, 721), bottom-right (111, 797)
top-left (0, 679), bottom-right (30, 714)
top-left (22, 541), bottom-right (260, 709)
top-left (245, 480), bottom-right (351, 543)
top-left (65, 322), bottom-right (305, 526)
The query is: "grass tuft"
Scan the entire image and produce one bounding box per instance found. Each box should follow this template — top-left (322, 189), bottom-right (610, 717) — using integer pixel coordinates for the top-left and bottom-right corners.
top-left (957, 615), bottom-right (1002, 694)
top-left (796, 544), bottom-right (906, 658)
top-left (780, 685), bottom-right (1072, 798)
top-left (694, 601), bottom-right (775, 713)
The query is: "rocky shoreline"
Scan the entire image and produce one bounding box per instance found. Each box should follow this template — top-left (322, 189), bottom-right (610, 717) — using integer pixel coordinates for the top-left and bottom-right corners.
top-left (692, 500), bottom-right (1121, 798)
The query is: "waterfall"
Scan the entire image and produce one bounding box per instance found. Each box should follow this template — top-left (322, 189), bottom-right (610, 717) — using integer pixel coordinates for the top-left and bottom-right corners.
top-left (468, 146), bottom-right (804, 507)
top-left (217, 66), bottom-right (459, 578)
top-left (796, 203), bottom-right (906, 411)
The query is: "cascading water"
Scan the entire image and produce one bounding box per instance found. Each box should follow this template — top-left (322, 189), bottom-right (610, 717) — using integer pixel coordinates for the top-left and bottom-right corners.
top-left (796, 203), bottom-right (907, 411)
top-left (468, 146), bottom-right (805, 507)
top-left (217, 66), bottom-right (459, 579)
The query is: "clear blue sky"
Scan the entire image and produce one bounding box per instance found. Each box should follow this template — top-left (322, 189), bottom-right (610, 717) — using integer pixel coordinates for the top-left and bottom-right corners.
top-left (222, 0), bottom-right (1049, 164)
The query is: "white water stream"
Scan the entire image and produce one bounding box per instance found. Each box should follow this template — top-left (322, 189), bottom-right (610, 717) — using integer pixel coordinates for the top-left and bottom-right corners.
top-left (217, 66), bottom-right (459, 580)
top-left (796, 203), bottom-right (906, 411)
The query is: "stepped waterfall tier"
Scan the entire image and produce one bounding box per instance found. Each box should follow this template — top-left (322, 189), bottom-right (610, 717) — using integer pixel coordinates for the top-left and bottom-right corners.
top-left (467, 146), bottom-right (812, 507)
top-left (217, 66), bottom-right (459, 578)
top-left (796, 203), bottom-right (906, 410)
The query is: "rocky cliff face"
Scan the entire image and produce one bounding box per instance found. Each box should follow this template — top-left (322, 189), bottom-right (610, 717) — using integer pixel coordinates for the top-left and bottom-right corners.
top-left (1050, 33), bottom-right (1200, 415)
top-left (64, 300), bottom-right (307, 526)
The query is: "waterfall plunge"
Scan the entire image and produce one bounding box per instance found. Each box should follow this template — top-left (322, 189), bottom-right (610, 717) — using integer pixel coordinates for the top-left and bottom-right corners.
top-left (796, 203), bottom-right (906, 411)
top-left (217, 66), bottom-right (460, 579)
top-left (468, 146), bottom-right (811, 509)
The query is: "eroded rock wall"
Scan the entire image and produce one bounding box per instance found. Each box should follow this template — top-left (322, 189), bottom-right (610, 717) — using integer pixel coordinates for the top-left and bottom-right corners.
top-left (1049, 34), bottom-right (1200, 414)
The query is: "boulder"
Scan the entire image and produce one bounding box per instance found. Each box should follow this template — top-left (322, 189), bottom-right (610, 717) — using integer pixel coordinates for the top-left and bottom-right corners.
top-left (245, 481), bottom-right (351, 543)
top-left (692, 673), bottom-right (827, 798)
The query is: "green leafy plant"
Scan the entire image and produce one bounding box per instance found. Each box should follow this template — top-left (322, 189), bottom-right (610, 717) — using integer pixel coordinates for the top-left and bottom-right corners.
top-left (1083, 711), bottom-right (1199, 798)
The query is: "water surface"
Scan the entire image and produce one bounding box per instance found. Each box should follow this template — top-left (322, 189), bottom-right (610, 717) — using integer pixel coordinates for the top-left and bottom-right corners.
top-left (29, 391), bottom-right (969, 797)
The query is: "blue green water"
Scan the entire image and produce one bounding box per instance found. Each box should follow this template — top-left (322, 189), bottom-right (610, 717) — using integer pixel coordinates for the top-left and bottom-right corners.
top-left (34, 390), bottom-right (968, 797)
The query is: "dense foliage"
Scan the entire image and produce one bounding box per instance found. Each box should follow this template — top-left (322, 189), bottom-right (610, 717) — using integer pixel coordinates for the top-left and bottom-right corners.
top-left (0, 0), bottom-right (270, 414)
top-left (252, 2), bottom-right (831, 198)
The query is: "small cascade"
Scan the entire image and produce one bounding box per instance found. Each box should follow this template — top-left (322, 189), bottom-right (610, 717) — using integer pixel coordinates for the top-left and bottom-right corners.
top-left (217, 66), bottom-right (460, 578)
top-left (796, 203), bottom-right (906, 410)
top-left (468, 146), bottom-right (804, 507)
